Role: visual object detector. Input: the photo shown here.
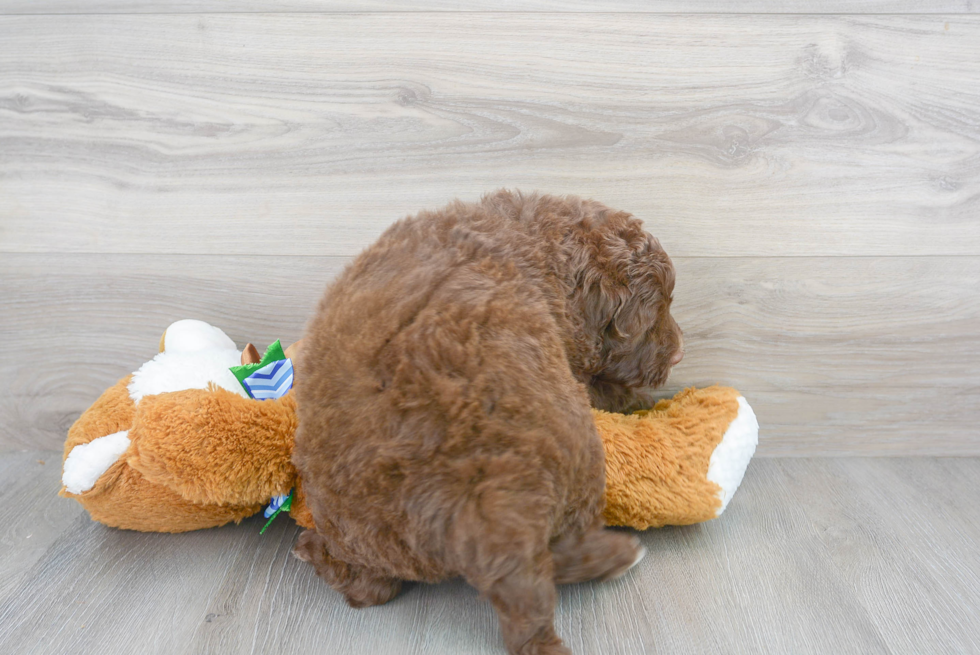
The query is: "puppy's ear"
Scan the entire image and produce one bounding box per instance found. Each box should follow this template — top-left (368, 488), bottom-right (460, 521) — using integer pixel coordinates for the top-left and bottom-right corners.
top-left (609, 294), bottom-right (660, 341)
top-left (627, 232), bottom-right (674, 300)
top-left (583, 283), bottom-right (628, 338)
top-left (567, 258), bottom-right (633, 378)
top-left (588, 229), bottom-right (673, 342)
top-left (567, 212), bottom-right (669, 367)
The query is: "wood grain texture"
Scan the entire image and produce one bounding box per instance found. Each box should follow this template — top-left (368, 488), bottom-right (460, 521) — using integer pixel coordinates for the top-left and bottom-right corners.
top-left (2, 253), bottom-right (977, 454)
top-left (0, 454), bottom-right (79, 603)
top-left (2, 1), bottom-right (978, 14)
top-left (2, 454), bottom-right (979, 654)
top-left (2, 14), bottom-right (979, 257)
top-left (774, 458), bottom-right (980, 654)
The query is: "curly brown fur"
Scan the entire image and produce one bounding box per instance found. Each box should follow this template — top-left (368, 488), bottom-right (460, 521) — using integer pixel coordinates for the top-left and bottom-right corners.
top-left (292, 190), bottom-right (682, 655)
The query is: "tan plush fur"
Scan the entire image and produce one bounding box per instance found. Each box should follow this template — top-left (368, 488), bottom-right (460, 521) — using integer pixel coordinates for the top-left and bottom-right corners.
top-left (597, 386), bottom-right (740, 529)
top-left (129, 387), bottom-right (297, 506)
top-left (60, 377), bottom-right (261, 533)
top-left (60, 377), bottom-right (294, 533)
top-left (61, 381), bottom-right (743, 535)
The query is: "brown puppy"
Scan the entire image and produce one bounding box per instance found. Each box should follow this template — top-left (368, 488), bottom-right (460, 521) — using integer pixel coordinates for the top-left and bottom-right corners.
top-left (292, 190), bottom-right (684, 655)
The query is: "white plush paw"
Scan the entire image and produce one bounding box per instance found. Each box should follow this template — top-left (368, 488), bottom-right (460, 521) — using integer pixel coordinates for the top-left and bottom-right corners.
top-left (62, 430), bottom-right (131, 494)
top-left (707, 397), bottom-right (759, 515)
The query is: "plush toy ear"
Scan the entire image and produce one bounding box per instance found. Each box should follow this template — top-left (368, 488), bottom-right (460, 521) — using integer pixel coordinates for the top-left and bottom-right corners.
top-left (242, 343), bottom-right (261, 365)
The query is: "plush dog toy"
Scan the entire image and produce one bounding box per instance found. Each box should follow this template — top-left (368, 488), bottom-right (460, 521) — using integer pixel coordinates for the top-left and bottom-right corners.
top-left (60, 320), bottom-right (758, 533)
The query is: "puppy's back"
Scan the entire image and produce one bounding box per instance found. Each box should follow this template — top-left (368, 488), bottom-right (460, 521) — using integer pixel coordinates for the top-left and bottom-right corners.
top-left (293, 196), bottom-right (602, 581)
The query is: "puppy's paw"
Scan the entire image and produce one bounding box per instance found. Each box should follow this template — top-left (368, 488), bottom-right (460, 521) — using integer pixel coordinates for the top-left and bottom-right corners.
top-left (291, 528), bottom-right (323, 563)
top-left (515, 631), bottom-right (571, 655)
top-left (608, 539), bottom-right (646, 580)
top-left (604, 534), bottom-right (645, 580)
top-left (343, 575), bottom-right (403, 609)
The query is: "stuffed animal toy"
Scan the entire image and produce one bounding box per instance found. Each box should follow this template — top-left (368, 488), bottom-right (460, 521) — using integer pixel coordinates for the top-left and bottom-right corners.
top-left (60, 320), bottom-right (758, 533)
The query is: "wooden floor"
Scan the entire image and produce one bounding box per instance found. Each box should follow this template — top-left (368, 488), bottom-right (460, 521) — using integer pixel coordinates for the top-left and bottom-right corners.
top-left (1, 453), bottom-right (978, 655)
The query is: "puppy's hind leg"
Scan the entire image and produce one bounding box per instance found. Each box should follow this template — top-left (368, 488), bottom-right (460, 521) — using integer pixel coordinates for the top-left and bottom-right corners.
top-left (452, 504), bottom-right (571, 655)
top-left (550, 524), bottom-right (645, 585)
top-left (293, 529), bottom-right (403, 608)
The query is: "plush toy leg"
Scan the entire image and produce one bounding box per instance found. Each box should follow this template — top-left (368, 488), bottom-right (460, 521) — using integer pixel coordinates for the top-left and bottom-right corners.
top-left (596, 386), bottom-right (758, 530)
top-left (62, 375), bottom-right (267, 532)
top-left (70, 461), bottom-right (261, 533)
top-left (285, 389), bottom-right (758, 532)
top-left (128, 387), bottom-right (297, 507)
top-left (61, 376), bottom-right (135, 464)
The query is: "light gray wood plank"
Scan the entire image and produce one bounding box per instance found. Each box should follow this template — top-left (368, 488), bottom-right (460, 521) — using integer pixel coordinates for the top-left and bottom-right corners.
top-left (0, 498), bottom-right (286, 654)
top-left (773, 458), bottom-right (980, 654)
top-left (0, 463), bottom-right (502, 655)
top-left (1, 1), bottom-right (977, 14)
top-left (0, 452), bottom-right (83, 603)
top-left (0, 253), bottom-right (347, 451)
top-left (3, 458), bottom-right (979, 654)
top-left (2, 14), bottom-right (979, 257)
top-left (590, 459), bottom-right (893, 655)
top-left (671, 256), bottom-right (980, 391)
top-left (3, 253), bottom-right (978, 454)
top-left (740, 387), bottom-right (980, 457)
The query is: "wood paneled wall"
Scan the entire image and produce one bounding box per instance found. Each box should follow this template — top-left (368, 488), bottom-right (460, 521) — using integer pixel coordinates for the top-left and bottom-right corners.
top-left (2, 9), bottom-right (978, 454)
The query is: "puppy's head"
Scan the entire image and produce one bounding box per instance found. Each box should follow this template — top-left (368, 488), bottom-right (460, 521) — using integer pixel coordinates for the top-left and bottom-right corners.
top-left (570, 212), bottom-right (684, 389)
